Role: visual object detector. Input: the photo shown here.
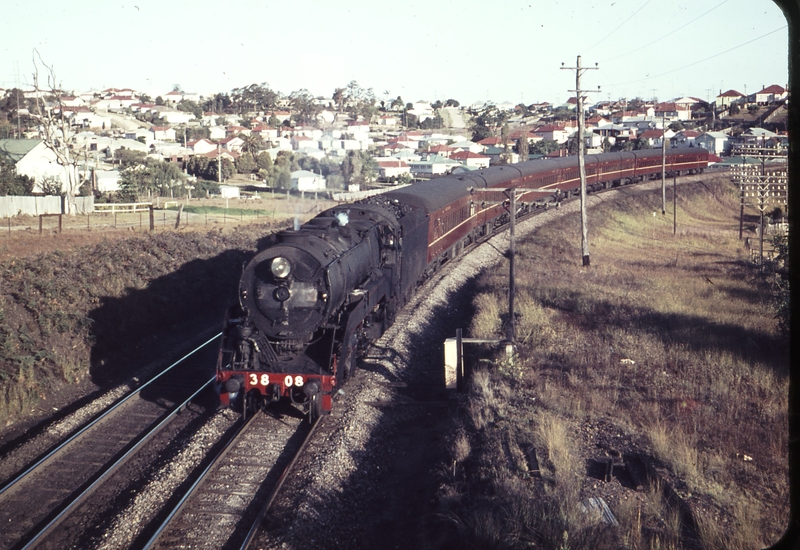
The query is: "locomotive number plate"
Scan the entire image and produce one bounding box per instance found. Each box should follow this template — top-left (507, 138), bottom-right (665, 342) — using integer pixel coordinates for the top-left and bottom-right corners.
top-left (248, 374), bottom-right (305, 387)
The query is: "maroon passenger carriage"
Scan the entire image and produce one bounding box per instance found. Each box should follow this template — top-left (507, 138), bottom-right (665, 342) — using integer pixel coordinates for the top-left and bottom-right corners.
top-left (216, 147), bottom-right (708, 421)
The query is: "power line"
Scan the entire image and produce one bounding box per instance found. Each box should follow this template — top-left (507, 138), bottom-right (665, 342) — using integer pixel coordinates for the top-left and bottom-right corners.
top-left (602, 0), bottom-right (730, 62)
top-left (613, 25), bottom-right (787, 87)
top-left (583, 0), bottom-right (655, 54)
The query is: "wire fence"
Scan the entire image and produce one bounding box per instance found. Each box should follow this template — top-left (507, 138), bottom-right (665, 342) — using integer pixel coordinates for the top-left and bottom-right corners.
top-left (1, 203), bottom-right (325, 237)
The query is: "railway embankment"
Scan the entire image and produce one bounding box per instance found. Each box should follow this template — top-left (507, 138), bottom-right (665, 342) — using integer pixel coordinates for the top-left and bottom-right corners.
top-left (0, 224), bottom-right (277, 435)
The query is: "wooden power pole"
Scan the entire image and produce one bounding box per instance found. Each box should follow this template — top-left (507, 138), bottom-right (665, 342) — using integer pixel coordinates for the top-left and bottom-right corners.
top-left (562, 56), bottom-right (599, 267)
top-left (661, 113), bottom-right (667, 215)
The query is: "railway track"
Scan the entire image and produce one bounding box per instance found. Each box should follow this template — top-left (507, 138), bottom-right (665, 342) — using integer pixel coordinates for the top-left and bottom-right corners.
top-left (143, 406), bottom-right (321, 550)
top-left (0, 334), bottom-right (221, 550)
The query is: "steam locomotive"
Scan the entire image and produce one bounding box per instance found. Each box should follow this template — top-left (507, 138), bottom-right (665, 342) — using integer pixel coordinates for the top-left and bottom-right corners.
top-left (215, 147), bottom-right (709, 420)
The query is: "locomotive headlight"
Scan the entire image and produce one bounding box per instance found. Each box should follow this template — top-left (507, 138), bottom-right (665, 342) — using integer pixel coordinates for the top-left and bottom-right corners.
top-left (270, 256), bottom-right (292, 279)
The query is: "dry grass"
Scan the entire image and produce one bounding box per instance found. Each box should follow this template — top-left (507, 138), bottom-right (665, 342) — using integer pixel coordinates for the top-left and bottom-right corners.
top-left (443, 176), bottom-right (789, 548)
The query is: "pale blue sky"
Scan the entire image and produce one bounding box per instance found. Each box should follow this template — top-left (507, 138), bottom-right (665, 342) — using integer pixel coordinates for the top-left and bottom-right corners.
top-left (0, 0), bottom-right (788, 105)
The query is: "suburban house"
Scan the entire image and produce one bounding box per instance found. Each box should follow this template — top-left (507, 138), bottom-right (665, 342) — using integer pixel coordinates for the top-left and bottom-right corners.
top-left (450, 150), bottom-right (491, 169)
top-left (187, 139), bottom-right (217, 155)
top-left (219, 136), bottom-right (244, 152)
top-left (0, 139), bottom-right (73, 192)
top-left (208, 126), bottom-right (226, 140)
top-left (163, 90), bottom-right (184, 104)
top-left (653, 102), bottom-right (692, 122)
top-left (715, 90), bottom-right (745, 109)
top-left (533, 124), bottom-right (572, 144)
top-left (290, 169), bottom-right (326, 191)
top-left (408, 154), bottom-right (460, 176)
top-left (159, 110), bottom-right (195, 124)
top-left (376, 159), bottom-right (411, 180)
top-left (638, 128), bottom-right (676, 148)
top-left (695, 132), bottom-right (730, 155)
top-left (753, 85), bottom-right (787, 105)
top-left (151, 126), bottom-right (176, 142)
top-left (672, 130), bottom-right (700, 147)
top-left (450, 140), bottom-right (483, 154)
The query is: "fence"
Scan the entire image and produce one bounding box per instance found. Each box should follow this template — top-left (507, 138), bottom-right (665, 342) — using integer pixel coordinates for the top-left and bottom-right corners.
top-left (0, 196), bottom-right (94, 218)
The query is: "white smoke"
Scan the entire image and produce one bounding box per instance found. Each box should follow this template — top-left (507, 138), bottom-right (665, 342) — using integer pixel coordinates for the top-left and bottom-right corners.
top-left (335, 211), bottom-right (349, 226)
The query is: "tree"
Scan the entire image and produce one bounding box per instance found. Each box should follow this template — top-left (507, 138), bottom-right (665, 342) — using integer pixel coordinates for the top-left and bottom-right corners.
top-left (531, 139), bottom-right (560, 155)
top-left (517, 136), bottom-right (529, 162)
top-left (231, 83), bottom-right (278, 115)
top-left (390, 96), bottom-right (404, 111)
top-left (176, 99), bottom-right (202, 119)
top-left (470, 105), bottom-right (508, 143)
top-left (276, 168), bottom-right (291, 190)
top-left (29, 52), bottom-right (83, 213)
top-left (236, 152), bottom-right (258, 174)
top-left (240, 133), bottom-right (265, 156)
top-left (444, 98), bottom-right (460, 108)
top-left (289, 89), bottom-right (320, 125)
top-left (0, 157), bottom-right (34, 195)
top-left (256, 151), bottom-right (273, 172)
top-left (115, 148), bottom-right (147, 167)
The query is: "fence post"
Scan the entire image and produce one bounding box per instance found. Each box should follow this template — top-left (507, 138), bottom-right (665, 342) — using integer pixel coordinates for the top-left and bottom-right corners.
top-left (58, 214), bottom-right (62, 234)
top-left (149, 205), bottom-right (155, 231)
top-left (174, 204), bottom-right (183, 229)
top-left (39, 215), bottom-right (43, 236)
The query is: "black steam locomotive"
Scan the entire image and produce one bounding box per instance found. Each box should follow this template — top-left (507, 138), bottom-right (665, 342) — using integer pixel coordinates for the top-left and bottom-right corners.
top-left (216, 148), bottom-right (709, 420)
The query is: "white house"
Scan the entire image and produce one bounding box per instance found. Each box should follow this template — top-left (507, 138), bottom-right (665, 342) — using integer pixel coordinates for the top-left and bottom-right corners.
top-left (219, 185), bottom-right (240, 198)
top-left (754, 85), bottom-right (787, 105)
top-left (376, 159), bottom-right (411, 180)
top-left (450, 150), bottom-right (491, 169)
top-left (151, 126), bottom-right (176, 142)
top-left (188, 139), bottom-right (218, 155)
top-left (94, 169), bottom-right (121, 193)
top-left (408, 154), bottom-right (460, 176)
top-left (219, 136), bottom-right (244, 152)
top-left (695, 132), bottom-right (730, 155)
top-left (715, 90), bottom-right (745, 109)
top-left (0, 139), bottom-right (74, 192)
top-left (208, 126), bottom-right (226, 140)
top-left (291, 169), bottom-right (326, 191)
top-left (160, 110), bottom-right (195, 124)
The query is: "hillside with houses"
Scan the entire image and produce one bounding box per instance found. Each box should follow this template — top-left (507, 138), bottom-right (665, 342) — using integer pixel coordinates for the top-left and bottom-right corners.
top-left (0, 82), bottom-right (789, 203)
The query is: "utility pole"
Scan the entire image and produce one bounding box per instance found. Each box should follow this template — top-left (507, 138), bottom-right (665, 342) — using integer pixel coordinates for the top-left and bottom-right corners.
top-left (730, 142), bottom-right (788, 268)
top-left (217, 143), bottom-right (222, 184)
top-left (661, 112), bottom-right (667, 215)
top-left (562, 55), bottom-right (599, 267)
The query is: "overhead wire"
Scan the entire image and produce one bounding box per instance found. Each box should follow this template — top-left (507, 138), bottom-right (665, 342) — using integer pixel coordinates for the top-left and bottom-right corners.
top-left (611, 25), bottom-right (787, 87)
top-left (583, 0), bottom-right (655, 55)
top-left (601, 0), bottom-right (730, 62)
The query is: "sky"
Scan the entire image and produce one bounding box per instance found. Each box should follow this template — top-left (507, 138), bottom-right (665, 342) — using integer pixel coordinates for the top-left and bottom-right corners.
top-left (0, 0), bottom-right (789, 107)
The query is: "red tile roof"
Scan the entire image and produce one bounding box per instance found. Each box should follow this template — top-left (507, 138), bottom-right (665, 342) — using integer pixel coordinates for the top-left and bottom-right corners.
top-left (451, 151), bottom-right (489, 160)
top-left (757, 84), bottom-right (785, 94)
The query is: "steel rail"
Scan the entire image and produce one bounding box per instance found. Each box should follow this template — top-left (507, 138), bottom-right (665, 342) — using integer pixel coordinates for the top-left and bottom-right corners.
top-left (0, 332), bottom-right (221, 500)
top-left (141, 413), bottom-right (255, 550)
top-left (20, 377), bottom-right (216, 550)
top-left (239, 416), bottom-right (324, 550)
